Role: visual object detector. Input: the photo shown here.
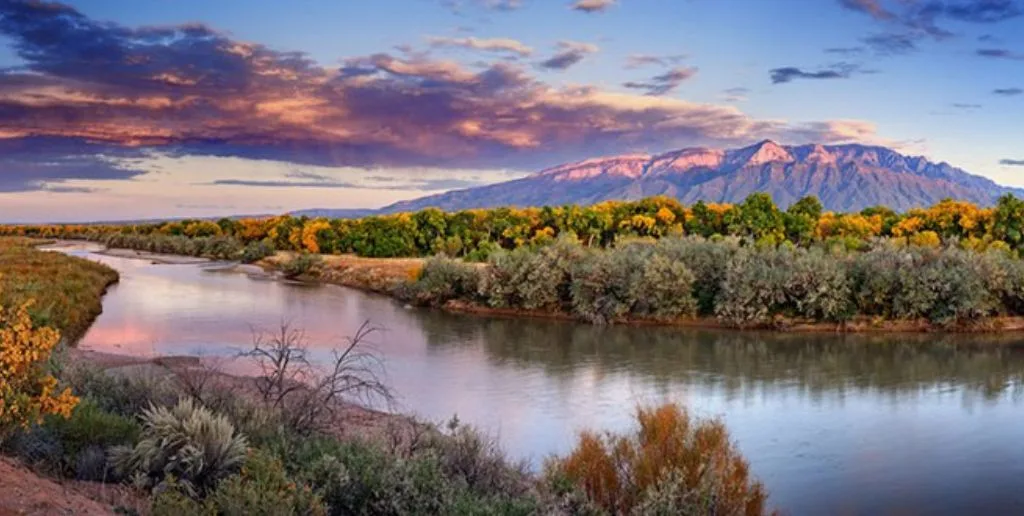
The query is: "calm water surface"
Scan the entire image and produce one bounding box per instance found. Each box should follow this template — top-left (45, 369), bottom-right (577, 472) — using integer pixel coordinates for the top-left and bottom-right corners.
top-left (58, 245), bottom-right (1024, 515)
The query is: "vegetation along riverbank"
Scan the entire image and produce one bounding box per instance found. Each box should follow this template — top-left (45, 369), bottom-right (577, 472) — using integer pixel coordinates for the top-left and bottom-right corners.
top-left (0, 238), bottom-right (772, 514)
top-left (10, 193), bottom-right (1024, 330)
top-left (0, 238), bottom-right (119, 343)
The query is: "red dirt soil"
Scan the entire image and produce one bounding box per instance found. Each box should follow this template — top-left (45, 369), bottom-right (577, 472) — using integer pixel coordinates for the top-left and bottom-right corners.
top-left (0, 458), bottom-right (114, 516)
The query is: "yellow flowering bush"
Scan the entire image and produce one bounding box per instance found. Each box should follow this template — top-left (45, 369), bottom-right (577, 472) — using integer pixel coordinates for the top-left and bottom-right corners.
top-left (0, 289), bottom-right (79, 440)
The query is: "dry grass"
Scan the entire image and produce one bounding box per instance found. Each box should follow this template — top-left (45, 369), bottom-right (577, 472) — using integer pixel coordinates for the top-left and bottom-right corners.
top-left (0, 238), bottom-right (119, 342)
top-left (263, 252), bottom-right (424, 293)
top-left (552, 403), bottom-right (771, 515)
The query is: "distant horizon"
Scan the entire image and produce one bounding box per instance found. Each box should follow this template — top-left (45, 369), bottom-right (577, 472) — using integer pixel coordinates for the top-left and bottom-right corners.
top-left (5, 137), bottom-right (1023, 224)
top-left (2, 0), bottom-right (1022, 221)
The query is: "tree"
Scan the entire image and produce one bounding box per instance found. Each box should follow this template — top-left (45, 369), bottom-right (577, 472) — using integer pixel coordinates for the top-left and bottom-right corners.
top-left (784, 196), bottom-right (822, 244)
top-left (413, 208), bottom-right (447, 254)
top-left (734, 193), bottom-right (785, 242)
top-left (991, 194), bottom-right (1024, 250)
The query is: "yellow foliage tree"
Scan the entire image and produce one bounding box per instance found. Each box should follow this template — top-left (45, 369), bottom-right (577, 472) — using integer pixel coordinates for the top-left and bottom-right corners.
top-left (301, 220), bottom-right (332, 254)
top-left (910, 230), bottom-right (941, 248)
top-left (0, 290), bottom-right (79, 440)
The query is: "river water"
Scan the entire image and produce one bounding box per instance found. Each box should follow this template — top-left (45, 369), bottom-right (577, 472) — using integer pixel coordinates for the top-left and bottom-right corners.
top-left (57, 244), bottom-right (1024, 514)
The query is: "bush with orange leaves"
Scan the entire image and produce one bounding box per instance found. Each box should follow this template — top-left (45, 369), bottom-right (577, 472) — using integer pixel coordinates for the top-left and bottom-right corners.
top-left (0, 290), bottom-right (79, 442)
top-left (550, 403), bottom-right (771, 515)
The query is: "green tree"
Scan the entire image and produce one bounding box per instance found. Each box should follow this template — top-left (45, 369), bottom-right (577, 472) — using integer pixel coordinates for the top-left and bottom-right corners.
top-left (413, 208), bottom-right (447, 254)
top-left (784, 196), bottom-right (822, 245)
top-left (733, 193), bottom-right (785, 242)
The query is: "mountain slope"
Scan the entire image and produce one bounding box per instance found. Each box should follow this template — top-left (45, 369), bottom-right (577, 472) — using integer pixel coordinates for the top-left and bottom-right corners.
top-left (325, 141), bottom-right (1023, 215)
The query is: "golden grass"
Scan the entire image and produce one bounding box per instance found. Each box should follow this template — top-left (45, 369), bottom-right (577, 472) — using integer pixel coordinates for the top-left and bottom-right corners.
top-left (0, 238), bottom-right (119, 343)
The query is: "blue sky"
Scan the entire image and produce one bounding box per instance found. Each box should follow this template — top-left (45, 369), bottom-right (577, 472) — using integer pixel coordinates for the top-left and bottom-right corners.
top-left (0, 0), bottom-right (1022, 221)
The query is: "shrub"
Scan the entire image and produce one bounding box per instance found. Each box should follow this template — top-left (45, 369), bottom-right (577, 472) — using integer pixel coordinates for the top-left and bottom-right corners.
top-left (244, 322), bottom-right (392, 436)
top-left (401, 256), bottom-right (481, 306)
top-left (201, 235), bottom-right (244, 260)
top-left (281, 253), bottom-right (322, 280)
top-left (715, 248), bottom-right (793, 325)
top-left (550, 403), bottom-right (770, 515)
top-left (3, 400), bottom-right (138, 481)
top-left (894, 247), bottom-right (997, 323)
top-left (111, 398), bottom-right (249, 495)
top-left (848, 244), bottom-right (908, 318)
top-left (152, 449), bottom-right (327, 516)
top-left (982, 250), bottom-right (1024, 315)
top-left (654, 237), bottom-right (738, 316)
top-left (628, 253), bottom-right (698, 319)
top-left (0, 293), bottom-right (79, 443)
top-left (293, 438), bottom-right (537, 516)
top-left (531, 235), bottom-right (589, 310)
top-left (570, 247), bottom-right (641, 324)
top-left (851, 245), bottom-right (999, 324)
top-left (787, 248), bottom-right (853, 322)
top-left (426, 417), bottom-right (533, 501)
top-left (479, 236), bottom-right (586, 311)
top-left (59, 364), bottom-right (178, 418)
top-left (241, 240), bottom-right (276, 264)
top-left (479, 248), bottom-right (536, 309)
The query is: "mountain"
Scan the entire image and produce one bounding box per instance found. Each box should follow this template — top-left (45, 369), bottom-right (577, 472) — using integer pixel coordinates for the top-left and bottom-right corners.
top-left (304, 141), bottom-right (1024, 216)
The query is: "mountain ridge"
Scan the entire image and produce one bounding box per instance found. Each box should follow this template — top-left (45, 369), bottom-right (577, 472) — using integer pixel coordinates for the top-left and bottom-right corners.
top-left (294, 141), bottom-right (1023, 217)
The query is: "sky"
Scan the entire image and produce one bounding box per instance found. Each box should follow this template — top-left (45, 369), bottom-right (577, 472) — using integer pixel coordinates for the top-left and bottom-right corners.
top-left (0, 0), bottom-right (1022, 222)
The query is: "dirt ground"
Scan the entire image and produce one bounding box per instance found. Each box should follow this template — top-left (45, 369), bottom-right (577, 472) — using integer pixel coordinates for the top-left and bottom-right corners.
top-left (0, 458), bottom-right (114, 516)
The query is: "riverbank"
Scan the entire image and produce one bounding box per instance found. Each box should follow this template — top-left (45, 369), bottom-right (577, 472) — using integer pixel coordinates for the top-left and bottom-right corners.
top-left (2, 267), bottom-right (772, 516)
top-left (96, 246), bottom-right (211, 265)
top-left (256, 248), bottom-right (1024, 334)
top-left (259, 251), bottom-right (424, 293)
top-left (46, 238), bottom-right (1024, 334)
top-left (0, 238), bottom-right (120, 343)
top-left (147, 246), bottom-right (1024, 334)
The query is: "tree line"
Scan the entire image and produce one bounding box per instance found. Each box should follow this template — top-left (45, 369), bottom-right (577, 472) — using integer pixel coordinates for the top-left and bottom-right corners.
top-left (6, 193), bottom-right (1024, 259)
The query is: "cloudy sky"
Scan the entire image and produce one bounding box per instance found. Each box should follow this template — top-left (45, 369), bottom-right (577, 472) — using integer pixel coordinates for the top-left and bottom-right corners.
top-left (0, 0), bottom-right (1022, 222)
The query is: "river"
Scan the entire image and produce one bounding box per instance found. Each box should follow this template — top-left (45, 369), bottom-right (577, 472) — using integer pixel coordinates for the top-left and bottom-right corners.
top-left (57, 244), bottom-right (1024, 514)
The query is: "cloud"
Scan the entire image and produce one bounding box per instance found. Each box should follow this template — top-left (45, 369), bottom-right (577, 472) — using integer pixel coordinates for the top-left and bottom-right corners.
top-left (538, 41), bottom-right (599, 70)
top-left (624, 53), bottom-right (688, 68)
top-left (862, 32), bottom-right (919, 54)
top-left (951, 103), bottom-right (982, 109)
top-left (770, 63), bottom-right (860, 84)
top-left (623, 67), bottom-right (698, 95)
top-left (937, 0), bottom-right (1022, 23)
top-left (285, 170), bottom-right (335, 182)
top-left (977, 48), bottom-right (1024, 59)
top-left (839, 0), bottom-right (896, 20)
top-left (0, 137), bottom-right (148, 192)
top-left (208, 177), bottom-right (486, 191)
top-left (427, 36), bottom-right (533, 57)
top-left (571, 0), bottom-right (615, 13)
top-left (994, 87), bottom-right (1023, 96)
top-left (722, 87), bottom-right (750, 102)
top-left (839, 0), bottom-right (1023, 39)
top-left (442, 0), bottom-right (522, 13)
top-left (824, 47), bottom-right (867, 55)
top-left (41, 184), bottom-right (103, 193)
top-left (0, 0), bottom-right (894, 176)
top-left (1000, 159), bottom-right (1024, 166)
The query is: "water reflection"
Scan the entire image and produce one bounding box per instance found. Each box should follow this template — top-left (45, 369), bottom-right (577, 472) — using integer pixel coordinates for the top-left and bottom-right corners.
top-left (59, 244), bottom-right (1024, 515)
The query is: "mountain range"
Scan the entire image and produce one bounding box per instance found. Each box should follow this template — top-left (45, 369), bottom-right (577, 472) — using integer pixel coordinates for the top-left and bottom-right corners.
top-left (296, 141), bottom-right (1023, 216)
